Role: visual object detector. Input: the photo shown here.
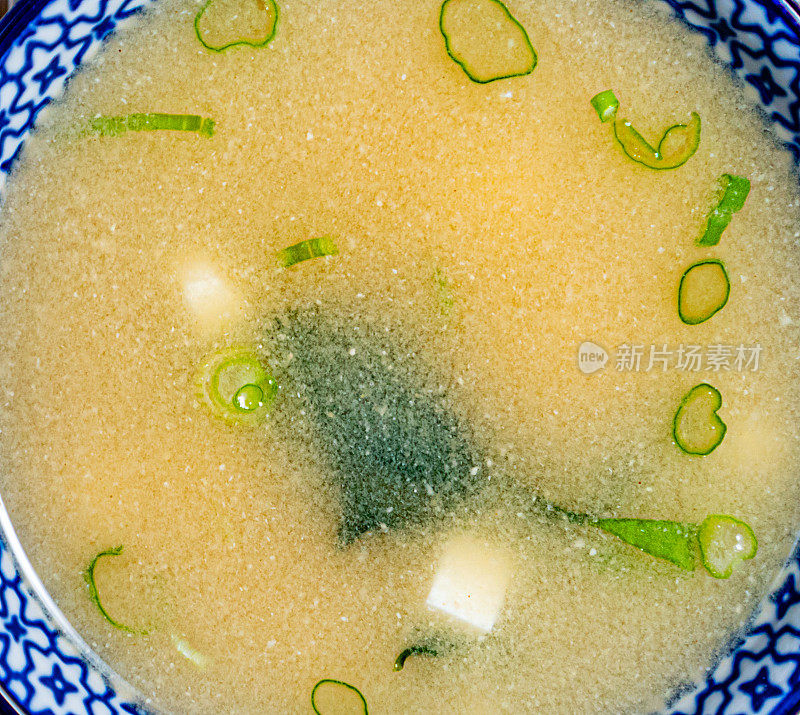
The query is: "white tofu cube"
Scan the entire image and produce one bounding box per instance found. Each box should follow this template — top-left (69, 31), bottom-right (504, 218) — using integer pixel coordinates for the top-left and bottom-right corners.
top-left (426, 534), bottom-right (512, 634)
top-left (179, 260), bottom-right (243, 333)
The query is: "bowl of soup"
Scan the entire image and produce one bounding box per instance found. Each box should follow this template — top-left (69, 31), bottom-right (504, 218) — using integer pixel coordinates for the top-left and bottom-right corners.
top-left (0, 0), bottom-right (799, 712)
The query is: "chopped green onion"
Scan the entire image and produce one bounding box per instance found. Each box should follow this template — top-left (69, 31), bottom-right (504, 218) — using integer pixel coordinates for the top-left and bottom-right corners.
top-left (613, 112), bottom-right (701, 169)
top-left (589, 88), bottom-right (702, 170)
top-left (590, 90), bottom-right (619, 123)
top-left (697, 174), bottom-right (751, 246)
top-left (311, 679), bottom-right (368, 714)
top-left (196, 347), bottom-right (277, 424)
top-left (88, 113), bottom-right (215, 138)
top-left (194, 0), bottom-right (278, 53)
top-left (714, 174), bottom-right (750, 213)
top-left (277, 237), bottom-right (339, 268)
top-left (697, 514), bottom-right (757, 578)
top-left (393, 644), bottom-right (440, 671)
top-left (171, 634), bottom-right (210, 668)
top-left (83, 546), bottom-right (146, 634)
top-left (673, 383), bottom-right (727, 456)
top-left (678, 259), bottom-right (730, 325)
top-left (528, 489), bottom-right (756, 576)
top-left (591, 518), bottom-right (696, 571)
top-left (433, 267), bottom-right (454, 317)
top-left (439, 0), bottom-right (537, 84)
top-left (591, 514), bottom-right (758, 578)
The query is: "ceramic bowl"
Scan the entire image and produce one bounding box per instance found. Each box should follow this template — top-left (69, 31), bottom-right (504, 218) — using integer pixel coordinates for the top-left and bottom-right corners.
top-left (1, 0), bottom-right (800, 712)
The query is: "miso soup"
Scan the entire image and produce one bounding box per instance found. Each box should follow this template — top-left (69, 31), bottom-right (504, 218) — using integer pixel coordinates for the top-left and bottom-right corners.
top-left (0, 0), bottom-right (799, 712)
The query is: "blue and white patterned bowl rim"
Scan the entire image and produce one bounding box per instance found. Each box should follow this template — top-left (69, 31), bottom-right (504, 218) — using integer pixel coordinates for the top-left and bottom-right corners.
top-left (0, 0), bottom-right (799, 712)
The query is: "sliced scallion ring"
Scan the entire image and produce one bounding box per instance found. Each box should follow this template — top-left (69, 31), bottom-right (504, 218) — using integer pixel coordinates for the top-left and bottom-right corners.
top-left (277, 237), bottom-right (339, 268)
top-left (678, 259), bottom-right (730, 325)
top-left (194, 0), bottom-right (278, 53)
top-left (311, 679), bottom-right (368, 714)
top-left (439, 0), bottom-right (537, 84)
top-left (613, 111), bottom-right (701, 170)
top-left (196, 347), bottom-right (277, 424)
top-left (697, 514), bottom-right (757, 578)
top-left (234, 383), bottom-right (265, 412)
top-left (84, 546), bottom-right (146, 634)
top-left (697, 174), bottom-right (750, 247)
top-left (673, 383), bottom-right (726, 456)
top-left (590, 89), bottom-right (619, 123)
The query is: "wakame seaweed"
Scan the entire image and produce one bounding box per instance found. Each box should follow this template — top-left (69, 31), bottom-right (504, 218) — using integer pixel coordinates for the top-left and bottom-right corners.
top-left (263, 306), bottom-right (756, 576)
top-left (394, 644), bottom-right (443, 671)
top-left (266, 307), bottom-right (482, 544)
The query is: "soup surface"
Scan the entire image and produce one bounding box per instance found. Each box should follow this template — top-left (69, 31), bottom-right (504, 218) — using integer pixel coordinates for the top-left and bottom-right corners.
top-left (1, 0), bottom-right (800, 712)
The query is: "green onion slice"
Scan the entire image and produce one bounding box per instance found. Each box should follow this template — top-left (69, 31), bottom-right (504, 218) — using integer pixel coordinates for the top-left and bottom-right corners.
top-left (591, 518), bottom-right (696, 571)
top-left (433, 267), bottom-right (454, 317)
top-left (529, 464), bottom-right (754, 577)
top-left (697, 174), bottom-right (751, 246)
top-left (89, 113), bottom-right (215, 138)
top-left (678, 259), bottom-right (730, 325)
top-left (393, 644), bottom-right (440, 671)
top-left (194, 0), bottom-right (278, 53)
top-left (531, 489), bottom-right (758, 577)
top-left (612, 110), bottom-right (701, 170)
top-left (439, 0), bottom-right (537, 84)
top-left (234, 383), bottom-right (265, 411)
top-left (277, 237), bottom-right (339, 268)
top-left (590, 90), bottom-right (700, 168)
top-left (172, 634), bottom-right (210, 668)
top-left (196, 347), bottom-right (278, 424)
top-left (84, 546), bottom-right (146, 634)
top-left (590, 90), bottom-right (619, 123)
top-left (673, 383), bottom-right (727, 456)
top-left (311, 679), bottom-right (368, 714)
top-left (591, 513), bottom-right (757, 578)
top-left (697, 514), bottom-right (757, 578)
top-left (613, 112), bottom-right (701, 169)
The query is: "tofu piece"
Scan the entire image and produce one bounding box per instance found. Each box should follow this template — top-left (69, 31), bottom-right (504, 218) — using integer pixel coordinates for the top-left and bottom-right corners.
top-left (179, 260), bottom-right (243, 333)
top-left (426, 534), bottom-right (512, 634)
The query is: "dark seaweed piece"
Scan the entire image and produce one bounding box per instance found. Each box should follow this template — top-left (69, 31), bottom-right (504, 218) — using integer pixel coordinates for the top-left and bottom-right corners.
top-left (263, 308), bottom-right (758, 578)
top-left (393, 644), bottom-right (441, 671)
top-left (267, 307), bottom-right (482, 544)
top-left (393, 630), bottom-right (460, 671)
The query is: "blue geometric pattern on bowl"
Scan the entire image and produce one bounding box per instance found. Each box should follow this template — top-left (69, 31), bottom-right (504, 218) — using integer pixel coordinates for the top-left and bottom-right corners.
top-left (0, 539), bottom-right (148, 713)
top-left (663, 0), bottom-right (800, 161)
top-left (0, 0), bottom-right (799, 712)
top-left (667, 542), bottom-right (800, 715)
top-left (0, 0), bottom-right (151, 188)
